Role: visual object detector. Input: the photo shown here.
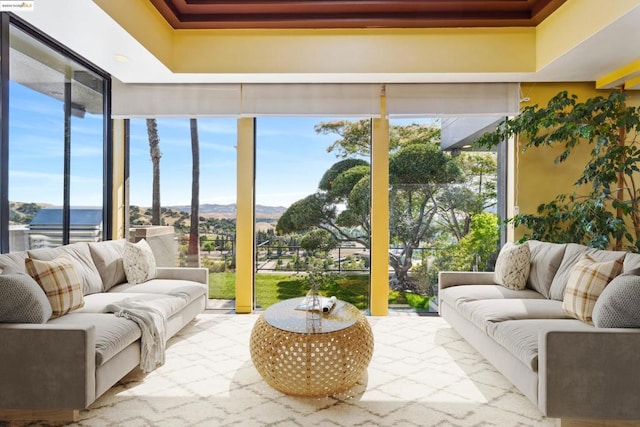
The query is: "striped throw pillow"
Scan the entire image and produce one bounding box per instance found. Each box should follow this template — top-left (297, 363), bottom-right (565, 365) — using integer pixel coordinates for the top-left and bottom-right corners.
top-left (562, 254), bottom-right (623, 323)
top-left (25, 256), bottom-right (84, 319)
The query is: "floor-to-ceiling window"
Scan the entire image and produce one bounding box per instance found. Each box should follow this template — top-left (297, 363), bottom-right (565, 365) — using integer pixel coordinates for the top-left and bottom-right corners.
top-left (2, 15), bottom-right (110, 252)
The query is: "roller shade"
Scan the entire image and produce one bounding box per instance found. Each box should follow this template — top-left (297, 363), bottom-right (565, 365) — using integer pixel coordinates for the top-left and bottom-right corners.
top-left (386, 83), bottom-right (520, 117)
top-left (111, 81), bottom-right (519, 118)
top-left (111, 79), bottom-right (242, 118)
top-left (239, 84), bottom-right (381, 117)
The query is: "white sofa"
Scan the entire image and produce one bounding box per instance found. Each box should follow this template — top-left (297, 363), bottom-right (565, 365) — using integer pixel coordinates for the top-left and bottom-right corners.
top-left (0, 239), bottom-right (208, 423)
top-left (439, 240), bottom-right (640, 424)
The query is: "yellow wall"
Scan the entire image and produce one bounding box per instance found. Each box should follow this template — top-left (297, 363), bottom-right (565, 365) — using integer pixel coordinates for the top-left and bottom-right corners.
top-left (513, 83), bottom-right (640, 242)
top-left (172, 28), bottom-right (534, 75)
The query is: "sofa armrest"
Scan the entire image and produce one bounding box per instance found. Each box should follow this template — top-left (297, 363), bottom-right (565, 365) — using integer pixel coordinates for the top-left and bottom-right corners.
top-left (538, 328), bottom-right (640, 419)
top-left (0, 323), bottom-right (96, 410)
top-left (156, 267), bottom-right (208, 285)
top-left (438, 271), bottom-right (496, 290)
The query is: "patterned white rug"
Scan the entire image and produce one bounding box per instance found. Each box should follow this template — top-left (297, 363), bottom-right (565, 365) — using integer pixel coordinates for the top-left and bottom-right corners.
top-left (68, 313), bottom-right (553, 426)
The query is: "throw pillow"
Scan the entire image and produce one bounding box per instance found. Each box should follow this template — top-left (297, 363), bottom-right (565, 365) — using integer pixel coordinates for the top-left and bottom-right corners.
top-left (592, 274), bottom-right (640, 328)
top-left (0, 266), bottom-right (53, 323)
top-left (123, 239), bottom-right (157, 285)
top-left (494, 242), bottom-right (531, 290)
top-left (25, 256), bottom-right (84, 319)
top-left (562, 254), bottom-right (623, 323)
top-left (89, 239), bottom-right (126, 291)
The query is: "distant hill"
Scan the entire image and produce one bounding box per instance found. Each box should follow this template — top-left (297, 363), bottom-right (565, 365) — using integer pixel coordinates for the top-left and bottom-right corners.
top-left (168, 203), bottom-right (286, 219)
top-left (9, 202), bottom-right (287, 227)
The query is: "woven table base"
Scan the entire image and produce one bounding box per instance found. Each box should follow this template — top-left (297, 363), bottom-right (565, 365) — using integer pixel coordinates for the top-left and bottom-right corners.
top-left (250, 313), bottom-right (374, 397)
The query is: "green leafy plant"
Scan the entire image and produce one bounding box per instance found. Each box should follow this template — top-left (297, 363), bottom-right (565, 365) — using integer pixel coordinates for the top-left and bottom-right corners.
top-left (476, 90), bottom-right (640, 251)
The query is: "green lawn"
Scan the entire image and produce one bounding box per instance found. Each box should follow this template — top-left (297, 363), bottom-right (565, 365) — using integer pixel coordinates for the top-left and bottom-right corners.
top-left (209, 272), bottom-right (369, 309)
top-left (209, 272), bottom-right (432, 311)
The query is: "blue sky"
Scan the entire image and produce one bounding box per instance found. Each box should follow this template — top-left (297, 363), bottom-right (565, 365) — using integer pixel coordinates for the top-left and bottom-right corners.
top-left (10, 81), bottom-right (431, 209)
top-left (129, 116), bottom-right (361, 208)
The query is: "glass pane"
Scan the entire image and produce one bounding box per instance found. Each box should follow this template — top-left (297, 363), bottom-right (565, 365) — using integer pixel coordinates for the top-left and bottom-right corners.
top-left (9, 26), bottom-right (65, 250)
top-left (128, 118), bottom-right (237, 306)
top-left (388, 118), bottom-right (498, 314)
top-left (69, 68), bottom-right (105, 243)
top-left (255, 117), bottom-right (370, 311)
top-left (8, 24), bottom-right (107, 251)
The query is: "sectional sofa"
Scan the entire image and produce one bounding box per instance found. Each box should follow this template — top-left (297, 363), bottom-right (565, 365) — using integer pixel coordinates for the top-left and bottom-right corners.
top-left (439, 240), bottom-right (640, 425)
top-left (0, 239), bottom-right (208, 423)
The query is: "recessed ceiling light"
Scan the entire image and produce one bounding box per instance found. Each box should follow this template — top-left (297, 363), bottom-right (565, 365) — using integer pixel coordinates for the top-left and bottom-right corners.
top-left (114, 54), bottom-right (129, 63)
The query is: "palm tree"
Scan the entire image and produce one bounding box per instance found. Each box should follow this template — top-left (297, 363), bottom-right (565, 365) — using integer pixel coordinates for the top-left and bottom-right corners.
top-left (146, 118), bottom-right (162, 225)
top-left (187, 118), bottom-right (200, 267)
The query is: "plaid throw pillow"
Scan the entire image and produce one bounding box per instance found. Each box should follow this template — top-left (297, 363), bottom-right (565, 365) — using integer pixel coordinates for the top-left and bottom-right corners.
top-left (25, 256), bottom-right (84, 319)
top-left (562, 254), bottom-right (623, 323)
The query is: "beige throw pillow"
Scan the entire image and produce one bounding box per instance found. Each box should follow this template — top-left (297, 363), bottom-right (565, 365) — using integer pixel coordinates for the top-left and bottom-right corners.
top-left (123, 239), bottom-right (157, 285)
top-left (562, 254), bottom-right (623, 323)
top-left (494, 242), bottom-right (531, 290)
top-left (25, 256), bottom-right (84, 319)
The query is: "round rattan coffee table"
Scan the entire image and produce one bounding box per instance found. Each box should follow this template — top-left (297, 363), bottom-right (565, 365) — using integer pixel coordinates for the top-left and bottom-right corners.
top-left (250, 297), bottom-right (374, 397)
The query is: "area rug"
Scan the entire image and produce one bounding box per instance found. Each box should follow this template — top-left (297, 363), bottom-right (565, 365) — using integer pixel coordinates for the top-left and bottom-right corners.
top-left (66, 313), bottom-right (553, 426)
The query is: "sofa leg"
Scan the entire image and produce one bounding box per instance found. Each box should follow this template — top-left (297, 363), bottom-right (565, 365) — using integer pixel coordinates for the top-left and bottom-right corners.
top-left (557, 418), bottom-right (640, 427)
top-left (0, 408), bottom-right (79, 423)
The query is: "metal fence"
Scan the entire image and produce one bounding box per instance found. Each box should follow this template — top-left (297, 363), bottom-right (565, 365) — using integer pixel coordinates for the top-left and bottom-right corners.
top-left (201, 239), bottom-right (436, 273)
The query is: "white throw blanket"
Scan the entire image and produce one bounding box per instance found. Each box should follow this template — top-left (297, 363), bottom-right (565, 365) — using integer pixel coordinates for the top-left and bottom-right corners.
top-left (106, 299), bottom-right (168, 373)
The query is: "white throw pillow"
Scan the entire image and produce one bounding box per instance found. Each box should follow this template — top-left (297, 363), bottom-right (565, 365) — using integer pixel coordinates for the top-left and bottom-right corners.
top-left (123, 239), bottom-right (157, 285)
top-left (494, 242), bottom-right (531, 290)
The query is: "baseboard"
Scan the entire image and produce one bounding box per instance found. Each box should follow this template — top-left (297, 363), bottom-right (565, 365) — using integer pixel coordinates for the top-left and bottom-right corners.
top-left (0, 408), bottom-right (79, 423)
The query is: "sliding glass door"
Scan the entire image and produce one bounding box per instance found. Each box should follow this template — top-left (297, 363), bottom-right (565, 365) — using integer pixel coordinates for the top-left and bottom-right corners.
top-left (3, 16), bottom-right (109, 252)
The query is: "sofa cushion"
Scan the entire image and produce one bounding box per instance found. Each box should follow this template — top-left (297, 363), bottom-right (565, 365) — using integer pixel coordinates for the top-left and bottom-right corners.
top-left (76, 292), bottom-right (191, 319)
top-left (493, 242), bottom-right (530, 290)
top-left (123, 239), bottom-right (157, 285)
top-left (47, 312), bottom-right (142, 366)
top-left (592, 274), bottom-right (640, 328)
top-left (109, 279), bottom-right (207, 302)
top-left (89, 240), bottom-right (126, 291)
top-left (25, 256), bottom-right (85, 318)
top-left (549, 244), bottom-right (627, 301)
top-left (490, 319), bottom-right (595, 372)
top-left (622, 252), bottom-right (640, 273)
top-left (29, 242), bottom-right (103, 295)
top-left (456, 298), bottom-right (571, 335)
top-left (562, 254), bottom-right (623, 323)
top-left (525, 240), bottom-right (567, 298)
top-left (439, 284), bottom-right (545, 310)
top-left (0, 252), bottom-right (28, 272)
top-left (0, 267), bottom-right (52, 323)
